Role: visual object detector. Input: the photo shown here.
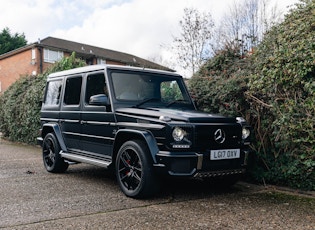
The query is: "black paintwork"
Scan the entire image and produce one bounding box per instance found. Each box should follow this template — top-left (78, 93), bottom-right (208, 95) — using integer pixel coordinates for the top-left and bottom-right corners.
top-left (37, 64), bottom-right (252, 178)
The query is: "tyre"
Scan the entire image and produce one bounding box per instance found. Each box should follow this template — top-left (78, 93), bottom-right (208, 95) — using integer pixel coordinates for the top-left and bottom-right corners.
top-left (42, 133), bottom-right (69, 173)
top-left (116, 140), bottom-right (159, 198)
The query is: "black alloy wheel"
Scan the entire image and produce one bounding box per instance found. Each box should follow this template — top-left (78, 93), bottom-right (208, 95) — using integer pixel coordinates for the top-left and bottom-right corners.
top-left (42, 133), bottom-right (68, 173)
top-left (116, 140), bottom-right (158, 198)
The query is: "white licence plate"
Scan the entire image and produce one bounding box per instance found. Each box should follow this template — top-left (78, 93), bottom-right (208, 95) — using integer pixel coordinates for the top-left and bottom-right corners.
top-left (210, 149), bottom-right (240, 160)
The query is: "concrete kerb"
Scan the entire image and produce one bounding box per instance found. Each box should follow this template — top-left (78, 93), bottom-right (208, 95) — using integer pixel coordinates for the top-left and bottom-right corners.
top-left (238, 181), bottom-right (315, 199)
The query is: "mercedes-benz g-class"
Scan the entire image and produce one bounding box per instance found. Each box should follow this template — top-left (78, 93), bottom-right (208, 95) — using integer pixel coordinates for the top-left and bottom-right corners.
top-left (37, 64), bottom-right (252, 198)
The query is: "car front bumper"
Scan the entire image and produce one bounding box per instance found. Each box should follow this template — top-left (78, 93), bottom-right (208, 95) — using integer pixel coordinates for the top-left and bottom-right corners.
top-left (154, 149), bottom-right (250, 177)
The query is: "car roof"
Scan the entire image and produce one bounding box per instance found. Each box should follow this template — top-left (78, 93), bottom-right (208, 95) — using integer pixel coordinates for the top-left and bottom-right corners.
top-left (47, 64), bottom-right (182, 79)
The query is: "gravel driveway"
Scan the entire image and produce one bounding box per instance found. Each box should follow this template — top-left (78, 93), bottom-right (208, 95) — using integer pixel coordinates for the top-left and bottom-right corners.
top-left (0, 138), bottom-right (314, 229)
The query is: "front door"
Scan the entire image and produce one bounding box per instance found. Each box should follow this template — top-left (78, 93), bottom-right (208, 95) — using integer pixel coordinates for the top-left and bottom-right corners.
top-left (80, 72), bottom-right (115, 157)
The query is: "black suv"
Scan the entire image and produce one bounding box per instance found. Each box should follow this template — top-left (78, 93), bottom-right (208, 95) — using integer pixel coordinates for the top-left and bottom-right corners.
top-left (37, 64), bottom-right (252, 198)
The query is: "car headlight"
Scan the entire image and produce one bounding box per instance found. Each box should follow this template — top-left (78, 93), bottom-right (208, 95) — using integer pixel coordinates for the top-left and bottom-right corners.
top-left (242, 127), bottom-right (251, 139)
top-left (172, 127), bottom-right (186, 142)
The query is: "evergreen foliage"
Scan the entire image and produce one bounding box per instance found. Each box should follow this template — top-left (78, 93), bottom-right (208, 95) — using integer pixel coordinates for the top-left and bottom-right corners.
top-left (189, 47), bottom-right (252, 119)
top-left (247, 0), bottom-right (315, 190)
top-left (190, 0), bottom-right (315, 190)
top-left (0, 27), bottom-right (27, 55)
top-left (0, 53), bottom-right (86, 144)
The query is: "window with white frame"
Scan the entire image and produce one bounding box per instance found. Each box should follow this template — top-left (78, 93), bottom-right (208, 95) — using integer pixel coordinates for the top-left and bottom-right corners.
top-left (97, 58), bottom-right (106, 64)
top-left (43, 48), bottom-right (64, 63)
top-left (32, 48), bottom-right (36, 60)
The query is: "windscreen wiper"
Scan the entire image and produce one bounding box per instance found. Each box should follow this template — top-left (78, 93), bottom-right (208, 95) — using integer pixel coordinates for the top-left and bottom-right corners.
top-left (134, 97), bottom-right (160, 108)
top-left (166, 99), bottom-right (188, 107)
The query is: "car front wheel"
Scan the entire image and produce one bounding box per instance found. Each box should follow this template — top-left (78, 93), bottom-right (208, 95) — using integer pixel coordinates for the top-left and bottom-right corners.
top-left (116, 140), bottom-right (159, 198)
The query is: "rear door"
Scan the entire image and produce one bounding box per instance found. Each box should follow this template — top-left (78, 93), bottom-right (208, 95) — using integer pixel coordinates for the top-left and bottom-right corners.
top-left (59, 75), bottom-right (83, 151)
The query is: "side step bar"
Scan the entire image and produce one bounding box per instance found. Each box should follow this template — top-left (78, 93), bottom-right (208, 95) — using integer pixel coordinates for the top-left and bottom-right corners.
top-left (60, 151), bottom-right (111, 168)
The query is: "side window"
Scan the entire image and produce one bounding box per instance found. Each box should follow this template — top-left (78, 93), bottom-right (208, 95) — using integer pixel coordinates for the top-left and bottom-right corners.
top-left (64, 76), bottom-right (82, 105)
top-left (85, 73), bottom-right (107, 103)
top-left (44, 80), bottom-right (62, 105)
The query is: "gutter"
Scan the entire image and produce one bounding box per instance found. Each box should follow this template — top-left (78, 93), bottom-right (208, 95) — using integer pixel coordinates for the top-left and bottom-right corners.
top-left (0, 42), bottom-right (37, 60)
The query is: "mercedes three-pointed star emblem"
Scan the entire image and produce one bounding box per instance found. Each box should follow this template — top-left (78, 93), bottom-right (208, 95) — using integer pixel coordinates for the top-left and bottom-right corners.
top-left (214, 129), bottom-right (226, 144)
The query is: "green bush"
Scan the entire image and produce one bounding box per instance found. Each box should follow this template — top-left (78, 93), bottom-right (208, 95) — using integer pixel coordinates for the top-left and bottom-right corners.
top-left (189, 47), bottom-right (252, 119)
top-left (0, 53), bottom-right (86, 144)
top-left (247, 0), bottom-right (315, 190)
top-left (189, 74), bottom-right (250, 118)
top-left (190, 0), bottom-right (315, 190)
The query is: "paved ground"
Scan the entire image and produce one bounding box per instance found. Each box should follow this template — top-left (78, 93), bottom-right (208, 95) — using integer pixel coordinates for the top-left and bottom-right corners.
top-left (0, 137), bottom-right (314, 229)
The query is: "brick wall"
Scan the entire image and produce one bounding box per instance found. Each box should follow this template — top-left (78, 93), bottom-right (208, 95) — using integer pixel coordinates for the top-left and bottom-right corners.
top-left (0, 48), bottom-right (40, 93)
top-left (106, 60), bottom-right (124, 65)
top-left (0, 48), bottom-right (125, 94)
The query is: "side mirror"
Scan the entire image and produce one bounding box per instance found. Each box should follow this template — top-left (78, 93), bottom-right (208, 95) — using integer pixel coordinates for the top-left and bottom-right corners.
top-left (89, 94), bottom-right (110, 106)
top-left (38, 99), bottom-right (43, 108)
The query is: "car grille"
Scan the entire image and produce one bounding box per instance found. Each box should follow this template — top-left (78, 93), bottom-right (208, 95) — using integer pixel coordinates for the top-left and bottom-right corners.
top-left (194, 123), bottom-right (241, 150)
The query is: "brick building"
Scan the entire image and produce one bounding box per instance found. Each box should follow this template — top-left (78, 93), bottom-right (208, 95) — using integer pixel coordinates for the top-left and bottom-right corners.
top-left (0, 37), bottom-right (170, 93)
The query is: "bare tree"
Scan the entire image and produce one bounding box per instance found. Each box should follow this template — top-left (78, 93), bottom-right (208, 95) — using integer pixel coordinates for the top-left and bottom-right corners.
top-left (214, 0), bottom-right (283, 55)
top-left (172, 8), bottom-right (215, 76)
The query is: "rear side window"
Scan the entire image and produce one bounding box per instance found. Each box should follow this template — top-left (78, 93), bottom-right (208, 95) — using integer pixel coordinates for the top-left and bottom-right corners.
top-left (64, 76), bottom-right (82, 105)
top-left (44, 80), bottom-right (62, 105)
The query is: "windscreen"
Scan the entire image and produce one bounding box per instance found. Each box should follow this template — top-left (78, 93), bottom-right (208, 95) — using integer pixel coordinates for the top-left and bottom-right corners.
top-left (110, 70), bottom-right (194, 109)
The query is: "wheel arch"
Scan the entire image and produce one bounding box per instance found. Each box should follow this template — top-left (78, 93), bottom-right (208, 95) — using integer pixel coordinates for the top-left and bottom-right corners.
top-left (42, 123), bottom-right (67, 151)
top-left (113, 129), bottom-right (159, 164)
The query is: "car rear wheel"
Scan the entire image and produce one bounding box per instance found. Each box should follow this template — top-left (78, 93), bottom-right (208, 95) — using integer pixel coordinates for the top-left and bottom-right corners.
top-left (42, 133), bottom-right (69, 173)
top-left (116, 140), bottom-right (159, 198)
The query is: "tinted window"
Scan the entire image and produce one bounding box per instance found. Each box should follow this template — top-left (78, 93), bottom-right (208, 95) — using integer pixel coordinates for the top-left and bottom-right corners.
top-left (111, 72), bottom-right (189, 102)
top-left (44, 80), bottom-right (62, 105)
top-left (85, 73), bottom-right (107, 103)
top-left (110, 71), bottom-right (194, 109)
top-left (112, 72), bottom-right (165, 101)
top-left (64, 76), bottom-right (82, 105)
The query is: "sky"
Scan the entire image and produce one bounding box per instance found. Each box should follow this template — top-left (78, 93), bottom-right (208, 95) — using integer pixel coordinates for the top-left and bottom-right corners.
top-left (1, 0), bottom-right (299, 77)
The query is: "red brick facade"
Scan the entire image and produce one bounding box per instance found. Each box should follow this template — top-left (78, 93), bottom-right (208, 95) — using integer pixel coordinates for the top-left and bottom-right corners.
top-left (0, 37), bottom-right (169, 94)
top-left (0, 48), bottom-right (126, 93)
top-left (0, 49), bottom-right (122, 93)
top-left (0, 49), bottom-right (36, 93)
top-left (0, 47), bottom-right (56, 93)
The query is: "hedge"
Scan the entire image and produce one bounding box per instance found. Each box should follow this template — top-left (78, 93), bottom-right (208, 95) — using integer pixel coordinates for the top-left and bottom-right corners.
top-left (189, 0), bottom-right (315, 190)
top-left (0, 53), bottom-right (86, 144)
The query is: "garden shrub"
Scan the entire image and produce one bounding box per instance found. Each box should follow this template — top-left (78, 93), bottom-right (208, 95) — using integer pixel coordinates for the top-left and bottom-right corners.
top-left (247, 0), bottom-right (315, 190)
top-left (190, 0), bottom-right (315, 190)
top-left (0, 53), bottom-right (86, 144)
top-left (189, 47), bottom-right (252, 119)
